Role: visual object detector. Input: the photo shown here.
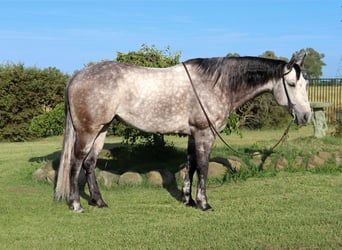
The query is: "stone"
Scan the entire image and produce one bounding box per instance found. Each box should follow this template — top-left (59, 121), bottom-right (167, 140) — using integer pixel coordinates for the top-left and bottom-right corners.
top-left (227, 156), bottom-right (245, 172)
top-left (251, 152), bottom-right (263, 167)
top-left (208, 162), bottom-right (227, 181)
top-left (317, 151), bottom-right (331, 161)
top-left (307, 155), bottom-right (325, 169)
top-left (311, 108), bottom-right (329, 138)
top-left (336, 150), bottom-right (342, 166)
top-left (146, 171), bottom-right (163, 186)
top-left (99, 149), bottom-right (113, 159)
top-left (275, 157), bottom-right (288, 170)
top-left (176, 161), bottom-right (228, 182)
top-left (32, 168), bottom-right (46, 182)
top-left (294, 156), bottom-right (304, 168)
top-left (263, 157), bottom-right (273, 169)
top-left (176, 165), bottom-right (187, 180)
top-left (32, 160), bottom-right (56, 183)
top-left (118, 171), bottom-right (143, 186)
top-left (146, 169), bottom-right (174, 186)
top-left (97, 171), bottom-right (120, 188)
top-left (211, 156), bottom-right (246, 172)
top-left (46, 170), bottom-right (56, 184)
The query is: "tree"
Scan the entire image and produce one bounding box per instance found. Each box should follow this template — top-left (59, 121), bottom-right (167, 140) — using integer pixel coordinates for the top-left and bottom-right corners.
top-left (259, 50), bottom-right (288, 62)
top-left (259, 50), bottom-right (278, 59)
top-left (114, 44), bottom-right (181, 146)
top-left (226, 52), bottom-right (240, 57)
top-left (116, 44), bottom-right (181, 67)
top-left (0, 63), bottom-right (68, 141)
top-left (29, 102), bottom-right (65, 137)
top-left (295, 48), bottom-right (325, 79)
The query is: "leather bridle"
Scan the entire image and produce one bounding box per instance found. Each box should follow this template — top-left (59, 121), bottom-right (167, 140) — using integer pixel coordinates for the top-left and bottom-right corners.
top-left (282, 69), bottom-right (296, 121)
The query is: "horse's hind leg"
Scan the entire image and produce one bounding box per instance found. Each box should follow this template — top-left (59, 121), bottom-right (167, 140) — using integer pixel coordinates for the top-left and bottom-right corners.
top-left (69, 133), bottom-right (96, 212)
top-left (69, 128), bottom-right (106, 212)
top-left (182, 135), bottom-right (197, 208)
top-left (83, 129), bottom-right (108, 208)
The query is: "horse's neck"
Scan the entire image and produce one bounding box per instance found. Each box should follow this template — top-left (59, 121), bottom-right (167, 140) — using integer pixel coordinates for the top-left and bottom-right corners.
top-left (229, 80), bottom-right (274, 111)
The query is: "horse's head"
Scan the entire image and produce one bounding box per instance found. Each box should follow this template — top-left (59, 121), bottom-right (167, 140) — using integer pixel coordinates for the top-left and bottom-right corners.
top-left (273, 52), bottom-right (311, 125)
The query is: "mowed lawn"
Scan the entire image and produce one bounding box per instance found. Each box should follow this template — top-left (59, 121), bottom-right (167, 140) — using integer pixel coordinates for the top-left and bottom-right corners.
top-left (0, 128), bottom-right (341, 249)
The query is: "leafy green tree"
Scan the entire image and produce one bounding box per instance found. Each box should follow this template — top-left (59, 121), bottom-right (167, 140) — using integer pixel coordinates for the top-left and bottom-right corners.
top-left (259, 50), bottom-right (288, 62)
top-left (295, 48), bottom-right (325, 78)
top-left (0, 63), bottom-right (68, 141)
top-left (226, 52), bottom-right (240, 57)
top-left (29, 102), bottom-right (65, 137)
top-left (114, 44), bottom-right (181, 146)
top-left (259, 50), bottom-right (278, 59)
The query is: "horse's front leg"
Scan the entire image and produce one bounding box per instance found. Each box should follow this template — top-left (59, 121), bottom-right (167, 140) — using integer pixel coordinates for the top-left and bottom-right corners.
top-left (194, 128), bottom-right (215, 211)
top-left (182, 135), bottom-right (197, 208)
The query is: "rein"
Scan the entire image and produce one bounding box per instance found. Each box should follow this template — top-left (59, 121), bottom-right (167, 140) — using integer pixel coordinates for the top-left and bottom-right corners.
top-left (182, 62), bottom-right (294, 157)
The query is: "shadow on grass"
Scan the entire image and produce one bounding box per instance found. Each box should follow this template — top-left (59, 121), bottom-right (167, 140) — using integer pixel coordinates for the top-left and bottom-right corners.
top-left (29, 142), bottom-right (186, 202)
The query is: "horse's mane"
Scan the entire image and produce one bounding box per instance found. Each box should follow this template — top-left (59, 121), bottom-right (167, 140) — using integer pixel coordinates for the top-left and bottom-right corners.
top-left (185, 57), bottom-right (301, 91)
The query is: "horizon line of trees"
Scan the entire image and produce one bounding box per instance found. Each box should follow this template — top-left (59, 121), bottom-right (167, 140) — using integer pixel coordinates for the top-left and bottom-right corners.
top-left (0, 45), bottom-right (327, 142)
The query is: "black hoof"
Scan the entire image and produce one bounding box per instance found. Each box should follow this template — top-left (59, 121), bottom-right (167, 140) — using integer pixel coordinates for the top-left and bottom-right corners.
top-left (88, 199), bottom-right (108, 208)
top-left (184, 198), bottom-right (197, 208)
top-left (97, 202), bottom-right (108, 208)
top-left (198, 203), bottom-right (214, 212)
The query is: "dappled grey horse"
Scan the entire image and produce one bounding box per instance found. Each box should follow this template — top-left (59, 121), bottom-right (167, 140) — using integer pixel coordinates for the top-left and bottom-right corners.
top-left (55, 53), bottom-right (311, 212)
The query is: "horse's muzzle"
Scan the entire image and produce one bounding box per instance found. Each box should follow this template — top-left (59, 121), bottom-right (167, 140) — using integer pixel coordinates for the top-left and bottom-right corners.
top-left (294, 111), bottom-right (311, 125)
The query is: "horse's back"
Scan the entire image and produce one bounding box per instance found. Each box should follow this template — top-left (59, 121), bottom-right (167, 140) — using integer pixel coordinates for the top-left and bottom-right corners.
top-left (67, 61), bottom-right (194, 134)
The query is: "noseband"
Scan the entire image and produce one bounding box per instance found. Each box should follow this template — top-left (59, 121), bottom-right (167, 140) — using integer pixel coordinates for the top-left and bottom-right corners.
top-left (282, 70), bottom-right (296, 121)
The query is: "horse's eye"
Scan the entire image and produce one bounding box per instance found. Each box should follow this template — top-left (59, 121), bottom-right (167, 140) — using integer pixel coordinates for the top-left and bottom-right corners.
top-left (288, 82), bottom-right (296, 87)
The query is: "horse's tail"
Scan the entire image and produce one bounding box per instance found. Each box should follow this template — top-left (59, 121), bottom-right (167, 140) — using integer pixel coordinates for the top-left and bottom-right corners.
top-left (55, 98), bottom-right (75, 201)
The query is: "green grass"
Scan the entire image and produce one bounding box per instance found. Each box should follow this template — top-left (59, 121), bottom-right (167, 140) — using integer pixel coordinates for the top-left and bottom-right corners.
top-left (0, 128), bottom-right (341, 249)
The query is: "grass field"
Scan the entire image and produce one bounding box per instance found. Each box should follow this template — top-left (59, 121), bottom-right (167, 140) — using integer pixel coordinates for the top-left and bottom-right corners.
top-left (0, 127), bottom-right (341, 249)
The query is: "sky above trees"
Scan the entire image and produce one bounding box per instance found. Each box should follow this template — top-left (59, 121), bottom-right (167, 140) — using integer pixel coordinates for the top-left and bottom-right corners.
top-left (1, 0), bottom-right (341, 77)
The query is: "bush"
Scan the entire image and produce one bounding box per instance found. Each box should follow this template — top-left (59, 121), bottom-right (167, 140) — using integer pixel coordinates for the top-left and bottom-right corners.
top-left (0, 63), bottom-right (68, 141)
top-left (237, 93), bottom-right (291, 129)
top-left (29, 103), bottom-right (65, 137)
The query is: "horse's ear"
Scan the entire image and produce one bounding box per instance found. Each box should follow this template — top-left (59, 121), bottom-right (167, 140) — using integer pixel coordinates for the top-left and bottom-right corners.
top-left (287, 51), bottom-right (306, 70)
top-left (287, 55), bottom-right (297, 70)
top-left (296, 51), bottom-right (306, 67)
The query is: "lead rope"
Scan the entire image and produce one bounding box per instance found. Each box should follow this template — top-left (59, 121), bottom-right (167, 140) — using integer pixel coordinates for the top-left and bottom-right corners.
top-left (182, 62), bottom-right (293, 157)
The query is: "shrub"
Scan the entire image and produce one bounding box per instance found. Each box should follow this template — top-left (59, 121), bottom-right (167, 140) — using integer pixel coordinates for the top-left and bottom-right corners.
top-left (237, 93), bottom-right (291, 129)
top-left (30, 103), bottom-right (65, 137)
top-left (0, 63), bottom-right (68, 141)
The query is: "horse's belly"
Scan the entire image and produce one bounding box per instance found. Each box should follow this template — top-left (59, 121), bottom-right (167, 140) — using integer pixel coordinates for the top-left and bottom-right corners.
top-left (117, 109), bottom-right (191, 135)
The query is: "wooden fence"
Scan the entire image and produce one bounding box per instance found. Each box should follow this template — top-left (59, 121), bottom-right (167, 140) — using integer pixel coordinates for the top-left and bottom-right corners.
top-left (308, 78), bottom-right (342, 123)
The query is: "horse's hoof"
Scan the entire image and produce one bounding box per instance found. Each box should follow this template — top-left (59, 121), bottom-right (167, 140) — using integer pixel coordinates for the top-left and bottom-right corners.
top-left (74, 207), bottom-right (84, 213)
top-left (184, 199), bottom-right (197, 208)
top-left (97, 202), bottom-right (108, 208)
top-left (69, 203), bottom-right (84, 213)
top-left (88, 199), bottom-right (97, 206)
top-left (89, 199), bottom-right (108, 208)
top-left (199, 203), bottom-right (214, 212)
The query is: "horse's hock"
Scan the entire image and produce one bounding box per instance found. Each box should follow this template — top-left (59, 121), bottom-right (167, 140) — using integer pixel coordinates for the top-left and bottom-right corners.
top-left (310, 102), bottom-right (332, 138)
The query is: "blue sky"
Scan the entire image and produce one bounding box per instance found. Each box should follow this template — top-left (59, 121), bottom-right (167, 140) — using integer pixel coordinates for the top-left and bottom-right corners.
top-left (1, 0), bottom-right (341, 77)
